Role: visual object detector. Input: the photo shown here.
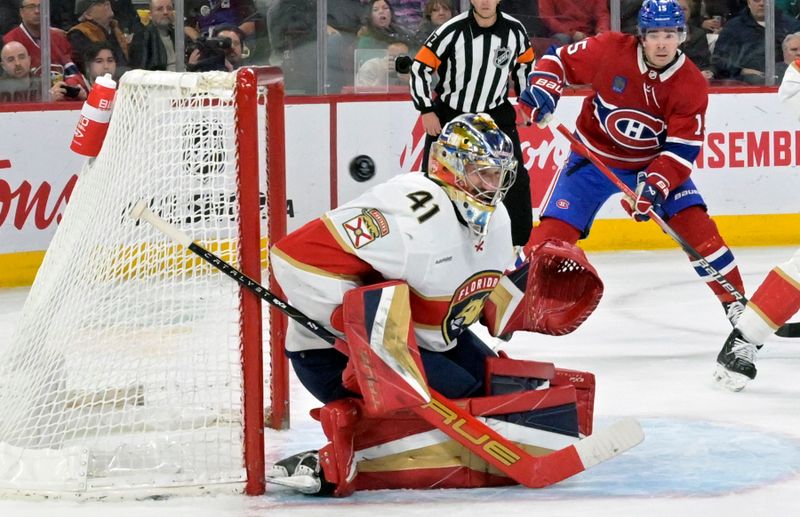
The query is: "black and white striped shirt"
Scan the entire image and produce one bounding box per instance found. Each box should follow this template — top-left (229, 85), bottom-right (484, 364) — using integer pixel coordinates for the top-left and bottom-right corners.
top-left (410, 8), bottom-right (534, 114)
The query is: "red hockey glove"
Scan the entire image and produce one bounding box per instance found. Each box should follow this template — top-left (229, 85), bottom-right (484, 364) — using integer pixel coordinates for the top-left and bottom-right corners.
top-left (620, 172), bottom-right (670, 222)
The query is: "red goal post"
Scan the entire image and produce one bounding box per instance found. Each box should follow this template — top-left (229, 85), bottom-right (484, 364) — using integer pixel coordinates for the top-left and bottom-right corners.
top-left (0, 67), bottom-right (288, 498)
top-left (237, 66), bottom-right (290, 494)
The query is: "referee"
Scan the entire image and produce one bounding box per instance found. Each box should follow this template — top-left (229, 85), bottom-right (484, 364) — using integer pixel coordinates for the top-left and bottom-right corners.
top-left (410, 0), bottom-right (535, 246)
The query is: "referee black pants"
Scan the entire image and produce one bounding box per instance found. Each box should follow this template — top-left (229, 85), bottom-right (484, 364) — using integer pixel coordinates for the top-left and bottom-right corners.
top-left (420, 100), bottom-right (533, 246)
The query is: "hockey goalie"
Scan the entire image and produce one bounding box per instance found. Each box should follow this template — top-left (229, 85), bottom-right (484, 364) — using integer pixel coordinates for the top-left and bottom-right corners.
top-left (267, 113), bottom-right (639, 496)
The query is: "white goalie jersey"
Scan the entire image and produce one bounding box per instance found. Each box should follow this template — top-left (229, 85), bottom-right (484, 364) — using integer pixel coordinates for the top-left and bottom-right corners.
top-left (780, 59), bottom-right (800, 118)
top-left (270, 172), bottom-right (515, 353)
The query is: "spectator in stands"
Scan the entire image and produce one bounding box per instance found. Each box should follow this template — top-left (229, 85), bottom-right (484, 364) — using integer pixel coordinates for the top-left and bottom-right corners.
top-left (186, 0), bottom-right (268, 64)
top-left (0, 40), bottom-right (83, 101)
top-left (678, 0), bottom-right (715, 79)
top-left (712, 0), bottom-right (800, 84)
top-left (779, 31), bottom-right (800, 81)
top-left (621, 0), bottom-right (644, 34)
top-left (0, 0), bottom-right (21, 37)
top-left (357, 0), bottom-right (415, 50)
top-left (355, 39), bottom-right (409, 87)
top-left (413, 0), bottom-right (453, 46)
top-left (778, 0), bottom-right (800, 18)
top-left (68, 0), bottom-right (130, 75)
top-left (129, 0), bottom-right (177, 71)
top-left (186, 0), bottom-right (256, 36)
top-left (4, 0), bottom-right (87, 90)
top-left (82, 40), bottom-right (116, 86)
top-left (268, 0), bottom-right (366, 93)
top-left (109, 0), bottom-right (144, 40)
top-left (187, 23), bottom-right (245, 71)
top-left (691, 1), bottom-right (746, 33)
top-left (391, 0), bottom-right (426, 31)
top-left (502, 0), bottom-right (546, 37)
top-left (538, 0), bottom-right (610, 44)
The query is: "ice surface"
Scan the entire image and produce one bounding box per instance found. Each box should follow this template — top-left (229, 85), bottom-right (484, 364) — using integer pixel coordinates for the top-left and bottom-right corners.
top-left (1, 247), bottom-right (799, 517)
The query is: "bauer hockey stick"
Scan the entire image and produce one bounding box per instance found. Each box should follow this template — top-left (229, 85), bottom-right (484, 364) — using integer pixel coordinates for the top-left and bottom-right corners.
top-left (554, 124), bottom-right (800, 339)
top-left (131, 199), bottom-right (644, 489)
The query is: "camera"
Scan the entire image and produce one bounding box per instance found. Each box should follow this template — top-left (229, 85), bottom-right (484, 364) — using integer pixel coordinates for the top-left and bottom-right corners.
top-left (187, 35), bottom-right (233, 72)
top-left (62, 84), bottom-right (81, 98)
top-left (394, 55), bottom-right (413, 75)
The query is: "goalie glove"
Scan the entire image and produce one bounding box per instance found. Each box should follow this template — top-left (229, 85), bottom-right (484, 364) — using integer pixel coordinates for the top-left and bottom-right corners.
top-left (620, 171), bottom-right (670, 222)
top-left (519, 71), bottom-right (562, 127)
top-left (483, 240), bottom-right (604, 336)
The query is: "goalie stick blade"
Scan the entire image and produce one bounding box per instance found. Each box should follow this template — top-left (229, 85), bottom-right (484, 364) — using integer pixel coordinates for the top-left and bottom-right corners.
top-left (525, 417), bottom-right (644, 488)
top-left (572, 417), bottom-right (644, 470)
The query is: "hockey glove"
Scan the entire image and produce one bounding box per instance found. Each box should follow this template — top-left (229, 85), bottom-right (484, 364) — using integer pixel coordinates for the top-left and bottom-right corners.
top-left (519, 71), bottom-right (563, 127)
top-left (620, 171), bottom-right (670, 222)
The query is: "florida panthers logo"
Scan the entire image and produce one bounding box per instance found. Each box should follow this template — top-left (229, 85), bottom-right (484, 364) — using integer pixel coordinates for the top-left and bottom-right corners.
top-left (442, 271), bottom-right (502, 343)
top-left (594, 97), bottom-right (665, 151)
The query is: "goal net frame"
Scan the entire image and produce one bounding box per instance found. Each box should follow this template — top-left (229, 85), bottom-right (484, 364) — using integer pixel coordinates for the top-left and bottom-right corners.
top-left (0, 66), bottom-right (289, 498)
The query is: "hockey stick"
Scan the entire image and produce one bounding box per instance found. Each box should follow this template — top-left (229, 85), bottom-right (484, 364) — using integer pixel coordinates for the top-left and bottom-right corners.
top-left (130, 200), bottom-right (644, 489)
top-left (554, 124), bottom-right (800, 339)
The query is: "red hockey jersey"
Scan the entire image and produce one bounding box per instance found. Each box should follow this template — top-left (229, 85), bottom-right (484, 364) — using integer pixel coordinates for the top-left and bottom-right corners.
top-left (536, 32), bottom-right (708, 190)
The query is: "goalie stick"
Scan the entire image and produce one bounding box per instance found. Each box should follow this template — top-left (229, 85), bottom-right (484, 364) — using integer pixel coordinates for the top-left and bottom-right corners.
top-left (554, 124), bottom-right (800, 339)
top-left (130, 199), bottom-right (644, 489)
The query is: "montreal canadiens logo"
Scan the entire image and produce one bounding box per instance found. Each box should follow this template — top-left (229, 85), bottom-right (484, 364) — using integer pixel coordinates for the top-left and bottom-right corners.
top-left (603, 109), bottom-right (665, 151)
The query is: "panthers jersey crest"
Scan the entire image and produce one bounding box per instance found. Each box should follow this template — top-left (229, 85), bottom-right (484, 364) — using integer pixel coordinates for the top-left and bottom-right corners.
top-left (442, 271), bottom-right (502, 343)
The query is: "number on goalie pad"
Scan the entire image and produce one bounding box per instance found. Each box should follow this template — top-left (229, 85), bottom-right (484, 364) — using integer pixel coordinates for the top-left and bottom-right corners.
top-left (483, 240), bottom-right (604, 336)
top-left (308, 371), bottom-right (594, 492)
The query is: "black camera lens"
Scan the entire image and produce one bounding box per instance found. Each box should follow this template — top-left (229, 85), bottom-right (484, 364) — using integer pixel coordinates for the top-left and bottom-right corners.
top-left (63, 84), bottom-right (81, 98)
top-left (394, 55), bottom-right (413, 75)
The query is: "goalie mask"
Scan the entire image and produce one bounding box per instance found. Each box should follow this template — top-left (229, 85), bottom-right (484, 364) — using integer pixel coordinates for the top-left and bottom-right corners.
top-left (428, 113), bottom-right (517, 237)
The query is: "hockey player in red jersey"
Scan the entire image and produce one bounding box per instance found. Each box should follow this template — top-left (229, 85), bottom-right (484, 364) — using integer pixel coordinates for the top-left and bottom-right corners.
top-left (265, 113), bottom-right (606, 495)
top-left (518, 0), bottom-right (747, 326)
top-left (713, 59), bottom-right (800, 391)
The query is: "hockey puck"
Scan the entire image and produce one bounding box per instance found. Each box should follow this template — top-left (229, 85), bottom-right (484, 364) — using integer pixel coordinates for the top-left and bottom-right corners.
top-left (349, 155), bottom-right (376, 182)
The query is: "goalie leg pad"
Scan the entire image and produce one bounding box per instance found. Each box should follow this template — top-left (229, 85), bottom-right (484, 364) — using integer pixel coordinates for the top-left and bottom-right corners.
top-left (341, 280), bottom-right (430, 415)
top-left (316, 398), bottom-right (363, 497)
top-left (350, 386), bottom-right (584, 491)
top-left (484, 356), bottom-right (555, 395)
top-left (552, 368), bottom-right (596, 436)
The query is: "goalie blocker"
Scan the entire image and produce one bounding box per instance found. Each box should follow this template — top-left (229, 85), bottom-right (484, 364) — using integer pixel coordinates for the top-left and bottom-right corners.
top-left (271, 280), bottom-right (602, 495)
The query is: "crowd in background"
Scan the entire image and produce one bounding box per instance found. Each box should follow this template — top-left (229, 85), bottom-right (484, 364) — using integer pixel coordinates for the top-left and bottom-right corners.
top-left (1, 0), bottom-right (800, 101)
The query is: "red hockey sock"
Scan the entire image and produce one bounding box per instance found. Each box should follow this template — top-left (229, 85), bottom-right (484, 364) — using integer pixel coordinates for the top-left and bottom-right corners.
top-left (669, 207), bottom-right (744, 303)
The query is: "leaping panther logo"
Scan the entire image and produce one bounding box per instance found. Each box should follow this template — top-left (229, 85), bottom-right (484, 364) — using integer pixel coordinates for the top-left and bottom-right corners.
top-left (442, 271), bottom-right (502, 343)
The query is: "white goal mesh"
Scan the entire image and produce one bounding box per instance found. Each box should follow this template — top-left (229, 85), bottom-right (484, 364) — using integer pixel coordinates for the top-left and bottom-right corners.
top-left (0, 68), bottom-right (286, 497)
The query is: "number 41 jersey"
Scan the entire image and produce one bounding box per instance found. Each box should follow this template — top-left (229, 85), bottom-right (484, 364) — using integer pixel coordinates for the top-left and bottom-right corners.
top-left (270, 172), bottom-right (514, 353)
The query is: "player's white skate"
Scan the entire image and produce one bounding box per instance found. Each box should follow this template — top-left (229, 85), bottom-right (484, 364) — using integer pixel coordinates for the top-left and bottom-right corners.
top-left (713, 329), bottom-right (758, 392)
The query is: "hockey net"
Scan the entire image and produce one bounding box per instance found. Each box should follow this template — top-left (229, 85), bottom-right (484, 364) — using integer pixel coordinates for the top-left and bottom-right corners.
top-left (0, 68), bottom-right (288, 497)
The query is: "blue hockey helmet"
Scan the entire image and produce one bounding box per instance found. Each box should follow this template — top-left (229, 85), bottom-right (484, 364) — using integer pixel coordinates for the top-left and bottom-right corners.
top-left (638, 0), bottom-right (686, 39)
